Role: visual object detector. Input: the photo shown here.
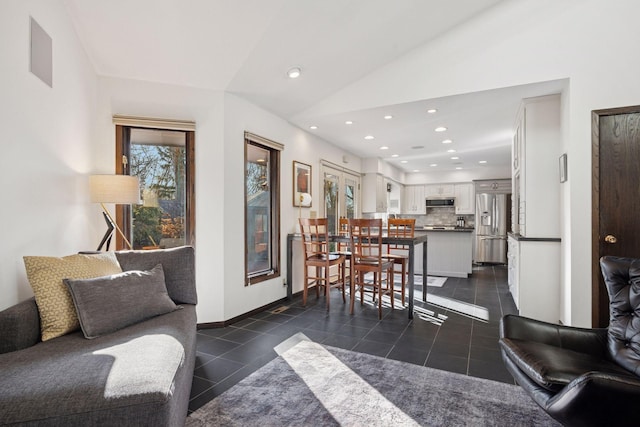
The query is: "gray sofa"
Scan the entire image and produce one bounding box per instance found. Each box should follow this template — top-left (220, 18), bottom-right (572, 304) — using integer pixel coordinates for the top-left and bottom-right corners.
top-left (0, 246), bottom-right (197, 426)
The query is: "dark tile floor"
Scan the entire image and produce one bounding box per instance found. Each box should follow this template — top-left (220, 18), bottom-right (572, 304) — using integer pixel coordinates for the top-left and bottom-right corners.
top-left (189, 264), bottom-right (518, 412)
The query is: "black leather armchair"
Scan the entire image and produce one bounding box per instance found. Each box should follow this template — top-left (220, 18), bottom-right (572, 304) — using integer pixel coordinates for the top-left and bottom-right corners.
top-left (499, 256), bottom-right (640, 427)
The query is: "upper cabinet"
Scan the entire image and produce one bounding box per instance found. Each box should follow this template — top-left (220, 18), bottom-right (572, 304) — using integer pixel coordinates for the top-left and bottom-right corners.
top-left (403, 185), bottom-right (425, 214)
top-left (512, 95), bottom-right (561, 237)
top-left (424, 184), bottom-right (455, 198)
top-left (388, 180), bottom-right (402, 214)
top-left (362, 173), bottom-right (388, 213)
top-left (454, 183), bottom-right (475, 215)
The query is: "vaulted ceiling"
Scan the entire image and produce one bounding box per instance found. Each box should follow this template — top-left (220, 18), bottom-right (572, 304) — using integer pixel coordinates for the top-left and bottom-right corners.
top-left (64, 0), bottom-right (563, 173)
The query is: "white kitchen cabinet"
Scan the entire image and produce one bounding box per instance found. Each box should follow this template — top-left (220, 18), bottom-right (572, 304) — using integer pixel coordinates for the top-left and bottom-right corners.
top-left (507, 94), bottom-right (561, 324)
top-left (454, 183), bottom-right (475, 215)
top-left (424, 184), bottom-right (454, 198)
top-left (513, 95), bottom-right (561, 238)
top-left (402, 185), bottom-right (425, 214)
top-left (362, 173), bottom-right (387, 213)
top-left (508, 234), bottom-right (560, 323)
top-left (388, 180), bottom-right (402, 214)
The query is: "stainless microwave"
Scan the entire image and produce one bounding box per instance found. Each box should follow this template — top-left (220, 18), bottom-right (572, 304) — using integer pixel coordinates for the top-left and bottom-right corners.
top-left (426, 198), bottom-right (455, 208)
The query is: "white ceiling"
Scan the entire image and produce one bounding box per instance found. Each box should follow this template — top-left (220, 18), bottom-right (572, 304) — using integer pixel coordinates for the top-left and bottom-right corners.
top-left (64, 0), bottom-right (563, 173)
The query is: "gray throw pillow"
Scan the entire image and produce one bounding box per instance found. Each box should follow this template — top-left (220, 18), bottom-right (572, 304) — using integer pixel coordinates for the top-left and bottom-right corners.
top-left (64, 264), bottom-right (179, 339)
top-left (115, 246), bottom-right (197, 305)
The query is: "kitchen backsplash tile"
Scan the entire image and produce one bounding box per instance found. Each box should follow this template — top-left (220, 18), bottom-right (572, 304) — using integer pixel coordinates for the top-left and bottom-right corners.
top-left (363, 209), bottom-right (474, 228)
top-left (399, 207), bottom-right (474, 228)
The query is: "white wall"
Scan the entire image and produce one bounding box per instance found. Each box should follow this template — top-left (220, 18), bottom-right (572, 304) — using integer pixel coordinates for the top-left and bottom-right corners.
top-left (222, 93), bottom-right (362, 320)
top-left (96, 76), bottom-right (227, 324)
top-left (298, 0), bottom-right (640, 327)
top-left (94, 82), bottom-right (362, 323)
top-left (0, 0), bottom-right (99, 310)
top-left (0, 1), bottom-right (363, 321)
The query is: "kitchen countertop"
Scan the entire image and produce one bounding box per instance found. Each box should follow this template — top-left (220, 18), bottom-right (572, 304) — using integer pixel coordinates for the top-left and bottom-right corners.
top-left (508, 232), bottom-right (560, 242)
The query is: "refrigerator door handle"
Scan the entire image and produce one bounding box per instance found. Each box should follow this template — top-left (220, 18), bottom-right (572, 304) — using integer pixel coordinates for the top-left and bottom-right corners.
top-left (493, 197), bottom-right (498, 234)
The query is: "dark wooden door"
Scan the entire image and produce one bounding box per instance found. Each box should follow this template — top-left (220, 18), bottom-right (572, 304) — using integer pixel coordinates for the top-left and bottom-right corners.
top-left (592, 107), bottom-right (640, 327)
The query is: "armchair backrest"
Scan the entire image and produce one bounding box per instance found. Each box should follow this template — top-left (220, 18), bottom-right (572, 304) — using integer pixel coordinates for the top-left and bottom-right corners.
top-left (600, 256), bottom-right (640, 375)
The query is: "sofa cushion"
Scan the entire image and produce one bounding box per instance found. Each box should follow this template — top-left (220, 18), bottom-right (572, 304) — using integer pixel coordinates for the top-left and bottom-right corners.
top-left (116, 246), bottom-right (197, 304)
top-left (23, 252), bottom-right (122, 341)
top-left (65, 264), bottom-right (179, 339)
top-left (499, 337), bottom-right (632, 391)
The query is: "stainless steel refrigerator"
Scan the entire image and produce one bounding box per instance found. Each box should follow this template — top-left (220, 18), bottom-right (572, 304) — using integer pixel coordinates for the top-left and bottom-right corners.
top-left (475, 193), bottom-right (507, 263)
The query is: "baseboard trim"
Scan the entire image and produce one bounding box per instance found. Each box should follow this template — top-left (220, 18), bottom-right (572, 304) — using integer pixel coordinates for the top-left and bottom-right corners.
top-left (197, 296), bottom-right (290, 329)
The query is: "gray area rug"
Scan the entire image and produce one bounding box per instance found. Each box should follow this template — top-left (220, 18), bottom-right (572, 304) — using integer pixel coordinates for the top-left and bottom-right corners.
top-left (187, 339), bottom-right (558, 426)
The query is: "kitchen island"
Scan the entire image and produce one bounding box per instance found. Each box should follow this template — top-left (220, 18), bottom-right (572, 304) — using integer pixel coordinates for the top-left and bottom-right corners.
top-left (416, 228), bottom-right (474, 278)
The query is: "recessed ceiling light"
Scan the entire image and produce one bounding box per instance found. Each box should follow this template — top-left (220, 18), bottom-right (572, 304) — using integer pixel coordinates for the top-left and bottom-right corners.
top-left (364, 135), bottom-right (375, 140)
top-left (450, 156), bottom-right (459, 160)
top-left (384, 115), bottom-right (393, 120)
top-left (413, 169), bottom-right (420, 172)
top-left (430, 163), bottom-right (437, 167)
top-left (287, 67), bottom-right (301, 79)
top-left (479, 160), bottom-right (487, 164)
top-left (380, 146), bottom-right (389, 150)
top-left (391, 154), bottom-right (399, 158)
top-left (427, 109), bottom-right (437, 114)
top-left (442, 139), bottom-right (453, 144)
top-left (456, 167), bottom-right (463, 170)
top-left (309, 125), bottom-right (318, 130)
top-left (435, 126), bottom-right (447, 132)
top-left (345, 120), bottom-right (353, 125)
top-left (400, 160), bottom-right (408, 164)
top-left (447, 149), bottom-right (456, 153)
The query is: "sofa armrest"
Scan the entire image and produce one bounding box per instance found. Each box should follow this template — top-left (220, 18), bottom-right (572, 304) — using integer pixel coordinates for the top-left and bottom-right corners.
top-left (546, 371), bottom-right (640, 426)
top-left (500, 314), bottom-right (608, 358)
top-left (0, 298), bottom-right (40, 354)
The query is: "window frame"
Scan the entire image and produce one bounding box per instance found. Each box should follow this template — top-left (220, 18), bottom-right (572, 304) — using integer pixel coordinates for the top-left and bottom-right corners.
top-left (244, 133), bottom-right (281, 286)
top-left (115, 123), bottom-right (196, 249)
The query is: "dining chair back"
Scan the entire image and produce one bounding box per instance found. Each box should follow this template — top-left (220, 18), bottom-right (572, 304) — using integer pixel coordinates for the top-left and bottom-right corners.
top-left (348, 218), bottom-right (395, 319)
top-left (384, 218), bottom-right (416, 306)
top-left (299, 218), bottom-right (346, 310)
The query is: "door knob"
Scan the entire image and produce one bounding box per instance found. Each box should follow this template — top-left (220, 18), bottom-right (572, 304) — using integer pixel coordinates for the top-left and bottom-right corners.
top-left (604, 235), bottom-right (618, 244)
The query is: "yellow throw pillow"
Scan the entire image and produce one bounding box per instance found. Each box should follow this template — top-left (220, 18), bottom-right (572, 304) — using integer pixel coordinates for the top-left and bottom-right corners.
top-left (23, 252), bottom-right (122, 341)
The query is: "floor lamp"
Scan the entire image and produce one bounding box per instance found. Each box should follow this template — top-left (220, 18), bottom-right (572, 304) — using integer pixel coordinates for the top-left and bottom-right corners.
top-left (89, 174), bottom-right (140, 251)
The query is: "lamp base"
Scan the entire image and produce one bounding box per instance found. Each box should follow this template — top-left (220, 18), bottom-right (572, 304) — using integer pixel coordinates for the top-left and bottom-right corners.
top-left (97, 211), bottom-right (115, 251)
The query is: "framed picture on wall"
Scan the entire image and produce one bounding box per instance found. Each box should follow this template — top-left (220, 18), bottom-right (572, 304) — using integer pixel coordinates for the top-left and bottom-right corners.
top-left (293, 161), bottom-right (312, 207)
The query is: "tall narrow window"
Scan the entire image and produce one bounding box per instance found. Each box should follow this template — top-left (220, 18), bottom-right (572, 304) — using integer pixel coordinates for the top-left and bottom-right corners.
top-left (245, 132), bottom-right (281, 285)
top-left (114, 118), bottom-right (195, 250)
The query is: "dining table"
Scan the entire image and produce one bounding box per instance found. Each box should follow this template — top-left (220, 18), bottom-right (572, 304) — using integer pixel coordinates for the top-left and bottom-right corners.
top-left (286, 231), bottom-right (428, 319)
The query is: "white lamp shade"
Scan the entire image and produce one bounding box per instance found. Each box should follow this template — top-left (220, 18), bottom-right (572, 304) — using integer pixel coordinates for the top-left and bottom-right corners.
top-left (298, 192), bottom-right (312, 207)
top-left (89, 175), bottom-right (141, 204)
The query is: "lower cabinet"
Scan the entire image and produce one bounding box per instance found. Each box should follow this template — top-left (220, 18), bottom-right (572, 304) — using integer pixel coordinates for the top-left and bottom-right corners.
top-left (508, 234), bottom-right (560, 323)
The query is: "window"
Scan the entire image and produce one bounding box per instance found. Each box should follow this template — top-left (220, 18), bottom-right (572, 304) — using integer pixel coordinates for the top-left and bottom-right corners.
top-left (114, 118), bottom-right (195, 250)
top-left (321, 162), bottom-right (360, 233)
top-left (245, 132), bottom-right (282, 285)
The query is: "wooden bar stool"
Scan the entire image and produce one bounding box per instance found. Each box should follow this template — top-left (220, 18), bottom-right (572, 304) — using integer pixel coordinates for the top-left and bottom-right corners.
top-left (383, 218), bottom-right (416, 306)
top-left (348, 218), bottom-right (395, 319)
top-left (299, 218), bottom-right (346, 310)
